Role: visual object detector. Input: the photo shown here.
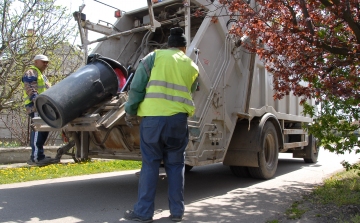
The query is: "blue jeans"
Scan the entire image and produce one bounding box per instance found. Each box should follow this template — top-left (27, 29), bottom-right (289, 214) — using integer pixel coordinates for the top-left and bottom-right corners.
top-left (29, 112), bottom-right (49, 162)
top-left (133, 113), bottom-right (188, 219)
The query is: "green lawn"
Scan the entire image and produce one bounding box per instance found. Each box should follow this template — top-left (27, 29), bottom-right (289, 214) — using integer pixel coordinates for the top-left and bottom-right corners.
top-left (0, 160), bottom-right (141, 184)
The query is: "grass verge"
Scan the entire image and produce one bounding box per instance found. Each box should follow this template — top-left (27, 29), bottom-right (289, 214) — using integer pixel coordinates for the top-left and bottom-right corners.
top-left (285, 201), bottom-right (307, 220)
top-left (313, 169), bottom-right (360, 206)
top-left (0, 160), bottom-right (141, 184)
top-left (283, 168), bottom-right (360, 222)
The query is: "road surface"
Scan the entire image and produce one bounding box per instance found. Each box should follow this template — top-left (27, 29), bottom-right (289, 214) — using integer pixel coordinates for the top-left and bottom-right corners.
top-left (0, 148), bottom-right (358, 223)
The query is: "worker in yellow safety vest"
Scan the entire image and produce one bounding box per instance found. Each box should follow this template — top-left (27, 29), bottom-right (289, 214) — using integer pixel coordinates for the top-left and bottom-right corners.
top-left (124, 27), bottom-right (199, 223)
top-left (22, 54), bottom-right (59, 166)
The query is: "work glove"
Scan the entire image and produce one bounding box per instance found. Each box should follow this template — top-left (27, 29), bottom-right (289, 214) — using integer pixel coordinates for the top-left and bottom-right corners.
top-left (125, 113), bottom-right (138, 128)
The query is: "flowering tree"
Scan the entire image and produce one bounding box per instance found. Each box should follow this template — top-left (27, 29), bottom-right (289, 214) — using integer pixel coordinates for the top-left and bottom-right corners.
top-left (217, 0), bottom-right (359, 168)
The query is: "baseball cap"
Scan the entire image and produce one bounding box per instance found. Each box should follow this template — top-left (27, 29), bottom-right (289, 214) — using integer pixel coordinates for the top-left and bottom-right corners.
top-left (33, 54), bottom-right (49, 61)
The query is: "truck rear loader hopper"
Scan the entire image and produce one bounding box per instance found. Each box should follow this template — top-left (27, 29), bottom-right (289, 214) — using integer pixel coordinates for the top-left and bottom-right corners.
top-left (33, 0), bottom-right (319, 180)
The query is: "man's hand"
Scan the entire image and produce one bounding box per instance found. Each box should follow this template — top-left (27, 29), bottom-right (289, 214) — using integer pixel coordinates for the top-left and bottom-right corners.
top-left (125, 113), bottom-right (138, 128)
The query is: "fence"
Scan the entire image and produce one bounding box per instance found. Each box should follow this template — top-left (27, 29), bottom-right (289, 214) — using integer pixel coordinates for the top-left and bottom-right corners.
top-left (0, 112), bottom-right (63, 146)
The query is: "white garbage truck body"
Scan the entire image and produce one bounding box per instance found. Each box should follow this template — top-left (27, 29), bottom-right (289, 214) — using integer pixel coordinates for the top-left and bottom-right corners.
top-left (34, 0), bottom-right (318, 179)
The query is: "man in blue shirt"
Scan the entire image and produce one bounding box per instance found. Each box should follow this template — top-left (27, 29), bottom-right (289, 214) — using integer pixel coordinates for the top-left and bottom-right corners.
top-left (22, 54), bottom-right (59, 166)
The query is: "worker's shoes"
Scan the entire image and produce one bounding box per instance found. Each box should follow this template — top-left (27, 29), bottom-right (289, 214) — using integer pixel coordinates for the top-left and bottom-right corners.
top-left (36, 157), bottom-right (59, 166)
top-left (27, 156), bottom-right (52, 165)
top-left (170, 215), bottom-right (183, 222)
top-left (124, 210), bottom-right (153, 223)
top-left (26, 159), bottom-right (36, 165)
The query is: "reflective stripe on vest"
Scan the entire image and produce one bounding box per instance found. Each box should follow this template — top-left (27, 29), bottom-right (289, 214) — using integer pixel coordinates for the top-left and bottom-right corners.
top-left (144, 92), bottom-right (194, 107)
top-left (137, 49), bottom-right (198, 117)
top-left (22, 66), bottom-right (47, 105)
top-left (146, 80), bottom-right (189, 93)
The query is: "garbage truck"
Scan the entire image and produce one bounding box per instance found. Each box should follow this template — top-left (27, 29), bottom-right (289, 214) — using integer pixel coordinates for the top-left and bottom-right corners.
top-left (32, 0), bottom-right (319, 179)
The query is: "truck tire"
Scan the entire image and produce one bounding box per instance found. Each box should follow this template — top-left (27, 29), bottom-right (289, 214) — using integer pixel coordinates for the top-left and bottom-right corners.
top-left (304, 135), bottom-right (319, 163)
top-left (230, 166), bottom-right (251, 178)
top-left (249, 121), bottom-right (279, 179)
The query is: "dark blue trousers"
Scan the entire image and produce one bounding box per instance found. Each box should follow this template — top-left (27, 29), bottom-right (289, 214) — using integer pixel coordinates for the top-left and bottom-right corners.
top-left (134, 113), bottom-right (189, 218)
top-left (29, 112), bottom-right (49, 162)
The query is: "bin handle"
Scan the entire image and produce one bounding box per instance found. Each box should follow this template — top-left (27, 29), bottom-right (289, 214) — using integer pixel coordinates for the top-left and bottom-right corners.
top-left (92, 79), bottom-right (105, 96)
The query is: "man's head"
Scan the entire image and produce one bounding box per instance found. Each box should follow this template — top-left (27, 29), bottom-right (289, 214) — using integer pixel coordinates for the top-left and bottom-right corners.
top-left (168, 27), bottom-right (187, 52)
top-left (33, 54), bottom-right (49, 72)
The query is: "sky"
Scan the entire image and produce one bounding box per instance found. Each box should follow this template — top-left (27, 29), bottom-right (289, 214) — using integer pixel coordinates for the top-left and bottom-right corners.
top-left (60, 0), bottom-right (148, 45)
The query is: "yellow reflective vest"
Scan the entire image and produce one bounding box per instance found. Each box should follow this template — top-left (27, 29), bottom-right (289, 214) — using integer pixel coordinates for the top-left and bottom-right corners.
top-left (137, 49), bottom-right (198, 117)
top-left (22, 65), bottom-right (50, 105)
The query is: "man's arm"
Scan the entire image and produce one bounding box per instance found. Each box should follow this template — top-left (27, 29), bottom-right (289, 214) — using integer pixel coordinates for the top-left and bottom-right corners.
top-left (191, 77), bottom-right (198, 93)
top-left (22, 69), bottom-right (39, 104)
top-left (125, 52), bottom-right (155, 115)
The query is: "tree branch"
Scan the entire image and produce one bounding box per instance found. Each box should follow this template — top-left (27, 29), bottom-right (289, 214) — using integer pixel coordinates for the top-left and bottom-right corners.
top-left (299, 0), bottom-right (315, 36)
top-left (0, 0), bottom-right (8, 53)
top-left (318, 0), bottom-right (333, 7)
top-left (282, 0), bottom-right (297, 26)
top-left (343, 0), bottom-right (360, 43)
top-left (9, 0), bottom-right (38, 41)
top-left (319, 0), bottom-right (360, 43)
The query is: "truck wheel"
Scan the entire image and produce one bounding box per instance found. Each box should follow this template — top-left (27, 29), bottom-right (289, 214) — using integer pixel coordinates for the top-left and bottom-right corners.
top-left (230, 166), bottom-right (251, 178)
top-left (304, 135), bottom-right (319, 163)
top-left (185, 165), bottom-right (193, 172)
top-left (249, 122), bottom-right (279, 179)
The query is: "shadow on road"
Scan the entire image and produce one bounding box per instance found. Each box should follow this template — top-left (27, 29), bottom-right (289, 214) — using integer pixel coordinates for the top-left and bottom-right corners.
top-left (0, 156), bottom-right (323, 223)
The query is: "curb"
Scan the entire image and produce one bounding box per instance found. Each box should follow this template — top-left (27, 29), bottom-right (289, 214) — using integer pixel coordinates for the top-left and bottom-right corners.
top-left (0, 146), bottom-right (72, 164)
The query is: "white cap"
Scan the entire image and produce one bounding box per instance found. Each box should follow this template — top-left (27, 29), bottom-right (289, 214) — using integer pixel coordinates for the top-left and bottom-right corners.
top-left (33, 54), bottom-right (49, 61)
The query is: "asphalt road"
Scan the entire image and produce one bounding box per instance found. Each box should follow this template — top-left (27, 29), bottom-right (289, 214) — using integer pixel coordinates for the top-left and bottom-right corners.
top-left (0, 148), bottom-right (359, 223)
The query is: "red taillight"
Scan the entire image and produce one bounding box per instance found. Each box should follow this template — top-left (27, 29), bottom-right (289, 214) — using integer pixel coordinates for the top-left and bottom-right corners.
top-left (115, 10), bottom-right (121, 18)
